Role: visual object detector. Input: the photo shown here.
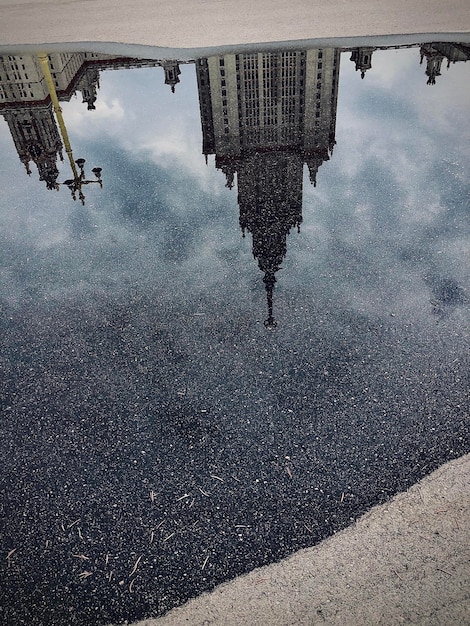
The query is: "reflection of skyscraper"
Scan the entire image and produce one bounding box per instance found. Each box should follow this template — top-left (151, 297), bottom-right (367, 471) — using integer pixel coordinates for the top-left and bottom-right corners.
top-left (196, 49), bottom-right (340, 325)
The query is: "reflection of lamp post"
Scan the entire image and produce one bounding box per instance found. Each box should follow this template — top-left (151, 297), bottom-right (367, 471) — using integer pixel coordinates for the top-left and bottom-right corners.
top-left (63, 159), bottom-right (103, 204)
top-left (37, 53), bottom-right (103, 205)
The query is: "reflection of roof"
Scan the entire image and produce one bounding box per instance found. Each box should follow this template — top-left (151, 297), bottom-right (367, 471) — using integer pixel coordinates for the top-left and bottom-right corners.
top-left (0, 54), bottom-right (186, 110)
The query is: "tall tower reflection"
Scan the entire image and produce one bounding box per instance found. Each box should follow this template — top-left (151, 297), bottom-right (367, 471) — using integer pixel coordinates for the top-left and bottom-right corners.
top-left (196, 49), bottom-right (340, 326)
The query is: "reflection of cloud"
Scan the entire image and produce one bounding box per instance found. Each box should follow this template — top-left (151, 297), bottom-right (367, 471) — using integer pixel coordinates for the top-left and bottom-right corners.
top-left (361, 48), bottom-right (416, 90)
top-left (0, 53), bottom-right (469, 625)
top-left (0, 48), bottom-right (468, 337)
top-left (64, 96), bottom-right (125, 133)
top-left (61, 65), bottom-right (218, 187)
top-left (298, 48), bottom-right (470, 323)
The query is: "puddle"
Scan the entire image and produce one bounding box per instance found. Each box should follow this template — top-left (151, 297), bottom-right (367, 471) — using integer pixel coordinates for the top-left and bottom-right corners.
top-left (0, 40), bottom-right (469, 625)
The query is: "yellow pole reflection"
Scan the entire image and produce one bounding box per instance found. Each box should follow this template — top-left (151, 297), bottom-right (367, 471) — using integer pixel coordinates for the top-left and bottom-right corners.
top-left (37, 53), bottom-right (102, 204)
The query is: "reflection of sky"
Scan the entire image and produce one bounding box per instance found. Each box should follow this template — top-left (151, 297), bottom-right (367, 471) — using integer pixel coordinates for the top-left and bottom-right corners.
top-left (0, 46), bottom-right (469, 625)
top-left (299, 48), bottom-right (469, 324)
top-left (0, 64), bottom-right (245, 310)
top-left (1, 48), bottom-right (469, 377)
top-left (0, 51), bottom-right (468, 321)
top-left (1, 48), bottom-right (468, 419)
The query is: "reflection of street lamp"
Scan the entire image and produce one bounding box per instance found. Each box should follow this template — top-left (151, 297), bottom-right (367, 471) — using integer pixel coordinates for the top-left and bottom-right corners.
top-left (63, 159), bottom-right (103, 204)
top-left (37, 53), bottom-right (103, 205)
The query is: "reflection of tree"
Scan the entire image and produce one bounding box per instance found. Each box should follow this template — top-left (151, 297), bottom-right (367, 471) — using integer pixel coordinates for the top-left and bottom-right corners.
top-left (197, 49), bottom-right (340, 325)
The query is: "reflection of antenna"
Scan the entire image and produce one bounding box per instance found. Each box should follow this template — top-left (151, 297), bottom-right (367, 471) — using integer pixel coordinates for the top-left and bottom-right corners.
top-left (263, 271), bottom-right (277, 329)
top-left (37, 54), bottom-right (103, 205)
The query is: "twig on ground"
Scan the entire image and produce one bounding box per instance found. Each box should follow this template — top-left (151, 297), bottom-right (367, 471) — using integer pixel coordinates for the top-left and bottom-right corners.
top-left (68, 519), bottom-right (81, 529)
top-left (210, 475), bottom-right (224, 482)
top-left (129, 555), bottom-right (142, 577)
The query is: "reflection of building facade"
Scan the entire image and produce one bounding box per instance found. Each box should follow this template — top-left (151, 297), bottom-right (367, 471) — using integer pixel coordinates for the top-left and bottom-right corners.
top-left (196, 49), bottom-right (340, 325)
top-left (350, 47), bottom-right (374, 78)
top-left (0, 52), bottom-right (183, 189)
top-left (0, 53), bottom-right (98, 188)
top-left (420, 43), bottom-right (470, 84)
top-left (162, 61), bottom-right (181, 93)
top-left (347, 42), bottom-right (470, 84)
top-left (2, 104), bottom-right (63, 189)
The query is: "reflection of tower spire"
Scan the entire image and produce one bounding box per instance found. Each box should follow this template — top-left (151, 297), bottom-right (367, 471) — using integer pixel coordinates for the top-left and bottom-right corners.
top-left (162, 61), bottom-right (181, 93)
top-left (419, 43), bottom-right (470, 84)
top-left (420, 45), bottom-right (444, 85)
top-left (77, 67), bottom-right (100, 109)
top-left (196, 48), bottom-right (340, 325)
top-left (236, 150), bottom-right (303, 326)
top-left (350, 48), bottom-right (375, 78)
top-left (263, 271), bottom-right (277, 328)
